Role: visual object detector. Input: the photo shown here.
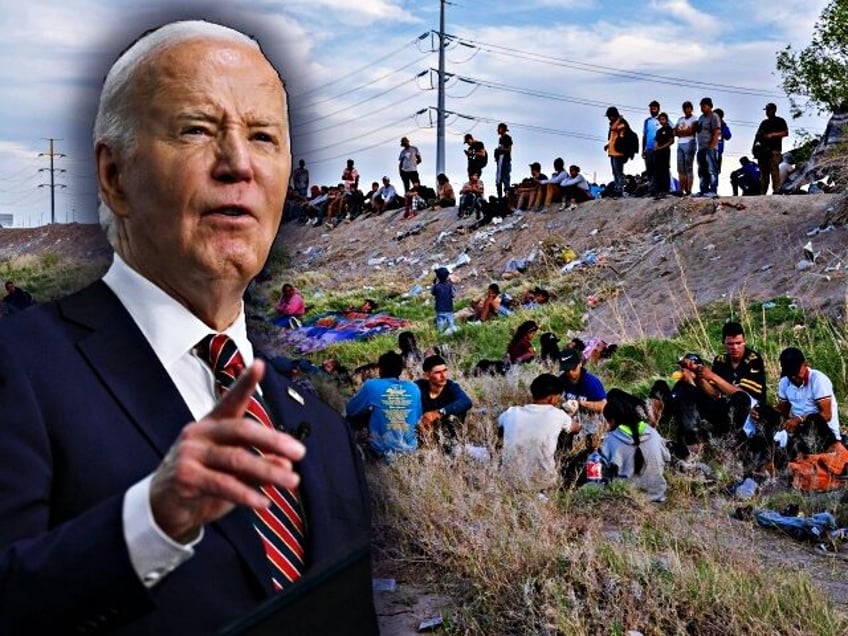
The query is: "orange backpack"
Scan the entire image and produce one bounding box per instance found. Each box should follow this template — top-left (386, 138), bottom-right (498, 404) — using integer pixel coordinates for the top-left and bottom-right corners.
top-left (789, 443), bottom-right (848, 492)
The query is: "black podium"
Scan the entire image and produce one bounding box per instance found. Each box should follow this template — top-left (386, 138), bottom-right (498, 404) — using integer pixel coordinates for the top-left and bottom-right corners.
top-left (218, 539), bottom-right (378, 635)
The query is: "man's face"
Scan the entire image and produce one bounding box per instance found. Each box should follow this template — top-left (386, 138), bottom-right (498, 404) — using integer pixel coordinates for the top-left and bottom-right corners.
top-left (683, 104), bottom-right (693, 116)
top-left (563, 363), bottom-right (581, 383)
top-left (4, 282), bottom-right (13, 293)
top-left (658, 115), bottom-right (668, 127)
top-left (401, 138), bottom-right (409, 147)
top-left (649, 103), bottom-right (659, 116)
top-left (723, 334), bottom-right (745, 362)
top-left (700, 103), bottom-right (711, 115)
top-left (789, 362), bottom-right (808, 387)
top-left (427, 364), bottom-right (448, 390)
top-left (100, 39), bottom-right (289, 292)
top-left (766, 107), bottom-right (776, 119)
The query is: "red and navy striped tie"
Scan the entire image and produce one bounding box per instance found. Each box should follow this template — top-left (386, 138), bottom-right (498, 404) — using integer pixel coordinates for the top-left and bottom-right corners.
top-left (198, 333), bottom-right (305, 591)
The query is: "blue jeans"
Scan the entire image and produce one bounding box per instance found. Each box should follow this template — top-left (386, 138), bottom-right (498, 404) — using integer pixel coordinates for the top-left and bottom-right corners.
top-left (696, 147), bottom-right (719, 194)
top-left (609, 156), bottom-right (625, 195)
top-left (435, 312), bottom-right (456, 332)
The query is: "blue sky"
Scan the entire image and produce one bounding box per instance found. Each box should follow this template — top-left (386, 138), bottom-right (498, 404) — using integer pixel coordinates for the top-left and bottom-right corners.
top-left (0, 0), bottom-right (830, 227)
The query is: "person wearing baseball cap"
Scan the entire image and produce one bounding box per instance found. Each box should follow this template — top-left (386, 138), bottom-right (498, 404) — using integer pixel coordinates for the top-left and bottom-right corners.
top-left (774, 347), bottom-right (843, 455)
top-left (558, 347), bottom-right (607, 414)
top-left (754, 102), bottom-right (788, 194)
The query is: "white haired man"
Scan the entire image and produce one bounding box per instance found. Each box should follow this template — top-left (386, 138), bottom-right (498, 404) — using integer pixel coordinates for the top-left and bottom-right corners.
top-left (0, 20), bottom-right (375, 634)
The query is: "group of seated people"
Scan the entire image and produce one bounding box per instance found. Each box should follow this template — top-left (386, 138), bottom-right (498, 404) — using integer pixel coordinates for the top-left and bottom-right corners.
top-left (284, 172), bottom-right (461, 227)
top-left (513, 158), bottom-right (596, 212)
top-left (651, 322), bottom-right (844, 470)
top-left (272, 305), bottom-right (842, 500)
top-left (482, 319), bottom-right (844, 500)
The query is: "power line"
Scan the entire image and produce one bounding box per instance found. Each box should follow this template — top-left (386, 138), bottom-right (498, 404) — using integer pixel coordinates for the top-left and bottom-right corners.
top-left (443, 33), bottom-right (786, 98)
top-left (439, 70), bottom-right (761, 128)
top-left (289, 33), bottom-right (429, 102)
top-left (291, 56), bottom-right (427, 112)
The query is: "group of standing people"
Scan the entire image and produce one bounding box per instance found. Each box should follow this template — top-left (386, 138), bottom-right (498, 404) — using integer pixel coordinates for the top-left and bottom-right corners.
top-left (605, 99), bottom-right (789, 198)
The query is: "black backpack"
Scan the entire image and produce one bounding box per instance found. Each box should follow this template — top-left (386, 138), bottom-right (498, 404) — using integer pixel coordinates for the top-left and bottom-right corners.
top-left (614, 120), bottom-right (639, 162)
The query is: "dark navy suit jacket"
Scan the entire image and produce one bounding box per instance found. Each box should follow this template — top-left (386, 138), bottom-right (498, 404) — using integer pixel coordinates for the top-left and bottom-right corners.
top-left (0, 281), bottom-right (375, 634)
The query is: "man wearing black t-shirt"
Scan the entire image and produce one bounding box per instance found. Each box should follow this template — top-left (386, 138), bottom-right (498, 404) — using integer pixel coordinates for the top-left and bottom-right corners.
top-left (753, 103), bottom-right (788, 194)
top-left (681, 322), bottom-right (766, 438)
top-left (463, 133), bottom-right (488, 178)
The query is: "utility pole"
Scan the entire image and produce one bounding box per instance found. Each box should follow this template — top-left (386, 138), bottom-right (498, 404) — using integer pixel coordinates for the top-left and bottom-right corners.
top-left (435, 0), bottom-right (447, 176)
top-left (38, 138), bottom-right (66, 225)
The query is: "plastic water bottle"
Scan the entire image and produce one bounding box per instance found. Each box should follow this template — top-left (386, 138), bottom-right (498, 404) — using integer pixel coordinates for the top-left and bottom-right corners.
top-left (585, 449), bottom-right (604, 484)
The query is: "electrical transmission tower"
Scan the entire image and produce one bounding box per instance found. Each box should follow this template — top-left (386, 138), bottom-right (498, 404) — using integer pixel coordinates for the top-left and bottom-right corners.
top-left (38, 138), bottom-right (66, 225)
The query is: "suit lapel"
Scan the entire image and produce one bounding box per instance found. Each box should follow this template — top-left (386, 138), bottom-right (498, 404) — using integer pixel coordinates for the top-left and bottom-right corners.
top-left (59, 281), bottom-right (273, 595)
top-left (59, 281), bottom-right (194, 455)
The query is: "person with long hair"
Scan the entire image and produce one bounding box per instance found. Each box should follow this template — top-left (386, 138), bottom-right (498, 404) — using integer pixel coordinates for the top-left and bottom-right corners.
top-left (599, 388), bottom-right (670, 502)
top-left (506, 320), bottom-right (539, 365)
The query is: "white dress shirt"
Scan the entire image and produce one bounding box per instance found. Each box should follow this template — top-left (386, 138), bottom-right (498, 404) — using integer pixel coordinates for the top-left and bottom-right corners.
top-left (103, 253), bottom-right (254, 588)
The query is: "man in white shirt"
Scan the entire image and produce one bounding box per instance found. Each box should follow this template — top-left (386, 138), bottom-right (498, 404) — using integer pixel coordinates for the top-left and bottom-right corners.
top-left (0, 20), bottom-right (375, 634)
top-left (775, 347), bottom-right (843, 457)
top-left (497, 373), bottom-right (581, 491)
top-left (372, 176), bottom-right (399, 214)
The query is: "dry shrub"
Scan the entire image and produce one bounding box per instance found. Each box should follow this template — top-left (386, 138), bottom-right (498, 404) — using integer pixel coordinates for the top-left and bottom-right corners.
top-left (368, 447), bottom-right (848, 635)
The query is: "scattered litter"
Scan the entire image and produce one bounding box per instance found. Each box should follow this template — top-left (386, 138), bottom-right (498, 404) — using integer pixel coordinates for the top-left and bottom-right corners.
top-left (759, 264), bottom-right (772, 271)
top-left (761, 301), bottom-right (777, 309)
top-left (491, 216), bottom-right (503, 225)
top-left (755, 509), bottom-right (837, 542)
top-left (590, 228), bottom-right (599, 235)
top-left (464, 444), bottom-right (491, 462)
top-left (806, 223), bottom-right (834, 237)
top-left (372, 578), bottom-right (397, 593)
top-left (825, 262), bottom-right (842, 272)
top-left (734, 477), bottom-right (758, 500)
top-left (586, 294), bottom-right (600, 308)
top-left (402, 284), bottom-right (424, 298)
top-left (367, 256), bottom-right (386, 266)
top-left (796, 260), bottom-right (813, 271)
top-left (703, 243), bottom-right (715, 251)
top-left (802, 240), bottom-right (820, 262)
top-left (418, 616), bottom-right (443, 632)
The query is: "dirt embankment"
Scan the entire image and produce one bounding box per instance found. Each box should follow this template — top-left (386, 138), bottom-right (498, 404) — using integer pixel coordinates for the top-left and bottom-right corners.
top-left (2, 194), bottom-right (845, 344)
top-left (279, 193), bottom-right (846, 341)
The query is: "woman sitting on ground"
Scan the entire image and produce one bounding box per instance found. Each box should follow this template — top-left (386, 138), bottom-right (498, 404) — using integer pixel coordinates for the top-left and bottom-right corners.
top-left (398, 331), bottom-right (424, 374)
top-left (274, 283), bottom-right (305, 325)
top-left (434, 173), bottom-right (456, 208)
top-left (599, 388), bottom-right (671, 502)
top-left (506, 320), bottom-right (539, 365)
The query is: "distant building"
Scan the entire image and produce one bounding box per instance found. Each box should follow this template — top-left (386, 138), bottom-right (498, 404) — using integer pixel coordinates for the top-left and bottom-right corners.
top-left (0, 214), bottom-right (13, 228)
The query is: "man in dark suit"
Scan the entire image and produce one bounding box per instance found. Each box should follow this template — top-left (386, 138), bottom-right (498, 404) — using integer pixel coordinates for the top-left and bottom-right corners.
top-left (0, 20), bottom-right (376, 634)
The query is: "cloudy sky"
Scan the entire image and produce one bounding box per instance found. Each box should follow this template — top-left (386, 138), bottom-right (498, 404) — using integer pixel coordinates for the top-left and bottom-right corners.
top-left (0, 0), bottom-right (830, 227)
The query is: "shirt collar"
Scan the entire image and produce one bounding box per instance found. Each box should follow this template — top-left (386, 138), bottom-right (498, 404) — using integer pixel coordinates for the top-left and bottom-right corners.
top-left (102, 253), bottom-right (252, 370)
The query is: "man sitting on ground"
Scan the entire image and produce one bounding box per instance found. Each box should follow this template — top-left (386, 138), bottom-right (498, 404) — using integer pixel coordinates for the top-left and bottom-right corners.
top-left (415, 355), bottom-right (473, 451)
top-left (458, 172), bottom-right (485, 219)
top-left (559, 348), bottom-right (607, 415)
top-left (497, 373), bottom-right (581, 491)
top-left (2, 281), bottom-right (34, 315)
top-left (345, 351), bottom-right (422, 461)
top-left (770, 347), bottom-right (843, 458)
top-left (371, 177), bottom-right (400, 215)
top-left (667, 322), bottom-right (766, 451)
top-left (730, 157), bottom-right (761, 196)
